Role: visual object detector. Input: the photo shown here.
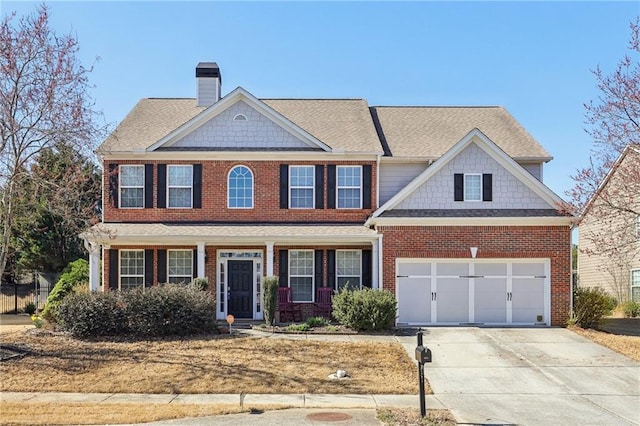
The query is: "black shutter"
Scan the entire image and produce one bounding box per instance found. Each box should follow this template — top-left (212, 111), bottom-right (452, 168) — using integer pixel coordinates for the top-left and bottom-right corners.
top-left (362, 165), bottom-right (372, 209)
top-left (315, 165), bottom-right (324, 209)
top-left (280, 165), bottom-right (289, 209)
top-left (109, 249), bottom-right (118, 291)
top-left (157, 250), bottom-right (167, 283)
top-left (192, 249), bottom-right (198, 279)
top-left (157, 165), bottom-right (167, 208)
top-left (193, 164), bottom-right (202, 208)
top-left (327, 250), bottom-right (336, 289)
top-left (482, 173), bottom-right (492, 202)
top-left (144, 164), bottom-right (154, 208)
top-left (454, 173), bottom-right (464, 201)
top-left (144, 250), bottom-right (154, 287)
top-left (109, 164), bottom-right (118, 208)
top-left (314, 250), bottom-right (323, 288)
top-left (327, 165), bottom-right (336, 209)
top-left (278, 250), bottom-right (288, 287)
top-left (362, 250), bottom-right (372, 288)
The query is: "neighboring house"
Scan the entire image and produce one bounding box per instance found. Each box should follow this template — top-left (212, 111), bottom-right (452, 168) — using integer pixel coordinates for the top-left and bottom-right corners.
top-left (578, 145), bottom-right (640, 303)
top-left (82, 62), bottom-right (573, 326)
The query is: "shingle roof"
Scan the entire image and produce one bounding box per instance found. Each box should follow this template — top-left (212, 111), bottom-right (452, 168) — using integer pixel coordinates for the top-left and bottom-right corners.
top-left (371, 106), bottom-right (552, 160)
top-left (98, 97), bottom-right (552, 161)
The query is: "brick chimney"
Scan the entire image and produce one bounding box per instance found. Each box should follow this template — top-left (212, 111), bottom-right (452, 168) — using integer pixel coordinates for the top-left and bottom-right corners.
top-left (196, 62), bottom-right (222, 107)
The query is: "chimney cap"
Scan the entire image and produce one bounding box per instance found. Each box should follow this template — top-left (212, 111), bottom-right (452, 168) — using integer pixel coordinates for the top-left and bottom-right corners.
top-left (196, 62), bottom-right (221, 81)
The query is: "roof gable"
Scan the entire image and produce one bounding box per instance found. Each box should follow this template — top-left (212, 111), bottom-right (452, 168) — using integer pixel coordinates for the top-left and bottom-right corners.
top-left (369, 128), bottom-right (567, 221)
top-left (149, 87), bottom-right (331, 152)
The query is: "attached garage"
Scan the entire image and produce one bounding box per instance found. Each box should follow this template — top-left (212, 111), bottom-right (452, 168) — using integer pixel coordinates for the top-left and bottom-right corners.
top-left (396, 259), bottom-right (550, 326)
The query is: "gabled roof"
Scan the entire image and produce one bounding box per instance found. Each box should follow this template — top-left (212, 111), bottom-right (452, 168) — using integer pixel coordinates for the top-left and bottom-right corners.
top-left (580, 144), bottom-right (640, 218)
top-left (367, 128), bottom-right (568, 224)
top-left (371, 106), bottom-right (552, 161)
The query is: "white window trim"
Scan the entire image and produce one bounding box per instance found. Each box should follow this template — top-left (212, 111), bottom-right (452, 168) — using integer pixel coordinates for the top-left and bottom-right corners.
top-left (336, 249), bottom-right (362, 291)
top-left (119, 249), bottom-right (145, 290)
top-left (289, 249), bottom-right (314, 303)
top-left (119, 165), bottom-right (144, 209)
top-left (167, 165), bottom-right (193, 209)
top-left (227, 165), bottom-right (254, 209)
top-left (464, 173), bottom-right (482, 202)
top-left (289, 165), bottom-right (315, 209)
top-left (337, 165), bottom-right (363, 209)
top-left (631, 269), bottom-right (640, 302)
top-left (167, 249), bottom-right (193, 284)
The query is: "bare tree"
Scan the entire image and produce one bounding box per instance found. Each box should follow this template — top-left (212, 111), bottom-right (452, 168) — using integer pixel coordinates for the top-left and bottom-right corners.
top-left (570, 19), bottom-right (640, 301)
top-left (0, 5), bottom-right (103, 280)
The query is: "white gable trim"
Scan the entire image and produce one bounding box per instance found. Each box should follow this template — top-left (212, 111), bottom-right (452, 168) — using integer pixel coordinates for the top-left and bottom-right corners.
top-left (147, 87), bottom-right (332, 152)
top-left (367, 128), bottom-right (568, 224)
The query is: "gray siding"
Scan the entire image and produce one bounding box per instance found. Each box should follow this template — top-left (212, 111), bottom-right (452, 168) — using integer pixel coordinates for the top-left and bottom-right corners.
top-left (379, 162), bottom-right (428, 205)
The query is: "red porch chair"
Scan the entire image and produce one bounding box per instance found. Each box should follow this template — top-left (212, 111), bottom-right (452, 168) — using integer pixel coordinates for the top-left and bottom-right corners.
top-left (278, 287), bottom-right (302, 323)
top-left (313, 286), bottom-right (333, 319)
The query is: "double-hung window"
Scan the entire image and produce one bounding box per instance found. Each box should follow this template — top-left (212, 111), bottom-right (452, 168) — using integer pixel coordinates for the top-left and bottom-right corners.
top-left (464, 174), bottom-right (482, 201)
top-left (168, 165), bottom-right (193, 208)
top-left (632, 270), bottom-right (640, 302)
top-left (228, 165), bottom-right (254, 208)
top-left (289, 250), bottom-right (314, 302)
top-left (337, 166), bottom-right (362, 209)
top-left (119, 165), bottom-right (144, 208)
top-left (168, 250), bottom-right (193, 284)
top-left (289, 166), bottom-right (314, 209)
top-left (336, 250), bottom-right (361, 291)
top-left (120, 250), bottom-right (144, 290)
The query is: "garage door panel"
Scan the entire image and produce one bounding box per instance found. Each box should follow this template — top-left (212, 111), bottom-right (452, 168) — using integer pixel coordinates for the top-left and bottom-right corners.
top-left (436, 278), bottom-right (469, 323)
top-left (475, 278), bottom-right (507, 323)
top-left (512, 263), bottom-right (545, 276)
top-left (475, 263), bottom-right (507, 276)
top-left (437, 263), bottom-right (468, 276)
top-left (397, 277), bottom-right (431, 323)
top-left (398, 262), bottom-right (431, 276)
top-left (512, 278), bottom-right (545, 323)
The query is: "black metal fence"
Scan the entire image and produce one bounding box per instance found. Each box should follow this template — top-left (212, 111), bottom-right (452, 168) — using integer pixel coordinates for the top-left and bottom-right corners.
top-left (0, 281), bottom-right (52, 314)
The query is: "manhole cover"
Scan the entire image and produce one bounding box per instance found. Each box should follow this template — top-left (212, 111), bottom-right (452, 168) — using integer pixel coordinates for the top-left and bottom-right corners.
top-left (306, 412), bottom-right (353, 422)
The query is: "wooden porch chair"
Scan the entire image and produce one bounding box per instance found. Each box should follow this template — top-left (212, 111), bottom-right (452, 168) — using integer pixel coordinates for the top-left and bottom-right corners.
top-left (313, 286), bottom-right (334, 319)
top-left (277, 287), bottom-right (302, 323)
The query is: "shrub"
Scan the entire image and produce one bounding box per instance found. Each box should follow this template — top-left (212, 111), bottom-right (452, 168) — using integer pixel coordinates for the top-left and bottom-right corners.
top-left (571, 286), bottom-right (616, 329)
top-left (191, 277), bottom-right (208, 291)
top-left (56, 284), bottom-right (217, 338)
top-left (287, 323), bottom-right (310, 332)
top-left (305, 316), bottom-right (329, 327)
top-left (57, 291), bottom-right (128, 337)
top-left (332, 288), bottom-right (397, 332)
top-left (622, 300), bottom-right (640, 318)
top-left (42, 259), bottom-right (89, 322)
top-left (262, 276), bottom-right (279, 326)
top-left (24, 302), bottom-right (36, 315)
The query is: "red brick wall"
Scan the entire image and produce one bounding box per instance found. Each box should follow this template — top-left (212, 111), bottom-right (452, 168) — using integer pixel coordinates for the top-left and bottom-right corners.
top-left (103, 160), bottom-right (376, 223)
top-left (378, 225), bottom-right (572, 326)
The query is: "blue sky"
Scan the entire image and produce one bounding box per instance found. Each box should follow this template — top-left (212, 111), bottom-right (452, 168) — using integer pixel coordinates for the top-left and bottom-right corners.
top-left (2, 1), bottom-right (639, 198)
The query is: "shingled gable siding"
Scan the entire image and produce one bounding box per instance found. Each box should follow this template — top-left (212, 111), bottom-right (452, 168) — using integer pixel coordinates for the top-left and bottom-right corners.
top-left (378, 225), bottom-right (571, 326)
top-left (103, 160), bottom-right (377, 223)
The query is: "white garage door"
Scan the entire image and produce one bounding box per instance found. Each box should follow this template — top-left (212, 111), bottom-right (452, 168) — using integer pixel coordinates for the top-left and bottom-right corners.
top-left (396, 259), bottom-right (549, 326)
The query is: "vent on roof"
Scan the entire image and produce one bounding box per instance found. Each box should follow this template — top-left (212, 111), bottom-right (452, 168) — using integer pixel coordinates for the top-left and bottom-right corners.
top-left (196, 62), bottom-right (222, 107)
top-left (233, 114), bottom-right (248, 121)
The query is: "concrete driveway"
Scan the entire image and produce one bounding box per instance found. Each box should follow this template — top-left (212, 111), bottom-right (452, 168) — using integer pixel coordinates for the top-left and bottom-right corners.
top-left (408, 327), bottom-right (639, 426)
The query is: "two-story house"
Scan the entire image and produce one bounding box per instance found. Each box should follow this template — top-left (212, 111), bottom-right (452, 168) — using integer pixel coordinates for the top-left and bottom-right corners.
top-left (83, 62), bottom-right (573, 326)
top-left (578, 144), bottom-right (640, 303)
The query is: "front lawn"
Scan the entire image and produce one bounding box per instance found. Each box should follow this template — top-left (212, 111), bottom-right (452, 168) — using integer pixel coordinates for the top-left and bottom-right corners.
top-left (0, 330), bottom-right (419, 394)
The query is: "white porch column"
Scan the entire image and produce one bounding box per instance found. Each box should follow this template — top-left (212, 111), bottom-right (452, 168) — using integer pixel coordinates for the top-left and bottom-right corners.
top-left (84, 241), bottom-right (100, 292)
top-left (371, 238), bottom-right (379, 289)
top-left (376, 235), bottom-right (383, 289)
top-left (197, 242), bottom-right (206, 278)
top-left (265, 241), bottom-right (274, 276)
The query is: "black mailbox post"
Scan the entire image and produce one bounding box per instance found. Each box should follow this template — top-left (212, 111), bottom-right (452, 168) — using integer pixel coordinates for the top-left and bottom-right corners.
top-left (415, 330), bottom-right (432, 417)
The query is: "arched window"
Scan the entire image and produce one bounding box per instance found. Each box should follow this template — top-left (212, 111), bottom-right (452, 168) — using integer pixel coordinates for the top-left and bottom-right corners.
top-left (228, 165), bottom-right (254, 208)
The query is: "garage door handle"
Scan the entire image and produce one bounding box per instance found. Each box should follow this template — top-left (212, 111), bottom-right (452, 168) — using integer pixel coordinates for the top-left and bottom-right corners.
top-left (506, 292), bottom-right (512, 301)
top-left (432, 292), bottom-right (436, 301)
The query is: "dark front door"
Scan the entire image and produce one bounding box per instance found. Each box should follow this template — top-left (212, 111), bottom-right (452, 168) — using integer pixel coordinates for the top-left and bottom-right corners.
top-left (228, 260), bottom-right (253, 318)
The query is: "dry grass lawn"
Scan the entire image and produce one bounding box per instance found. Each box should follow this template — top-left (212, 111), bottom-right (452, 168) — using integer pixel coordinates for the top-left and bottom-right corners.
top-left (0, 402), bottom-right (291, 426)
top-left (0, 330), bottom-right (419, 394)
top-left (570, 326), bottom-right (640, 361)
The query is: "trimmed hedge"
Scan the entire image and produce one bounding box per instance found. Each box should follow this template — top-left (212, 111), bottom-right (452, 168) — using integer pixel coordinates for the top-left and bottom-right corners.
top-left (332, 288), bottom-right (397, 331)
top-left (57, 284), bottom-right (217, 338)
top-left (42, 258), bottom-right (89, 322)
top-left (262, 276), bottom-right (279, 326)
